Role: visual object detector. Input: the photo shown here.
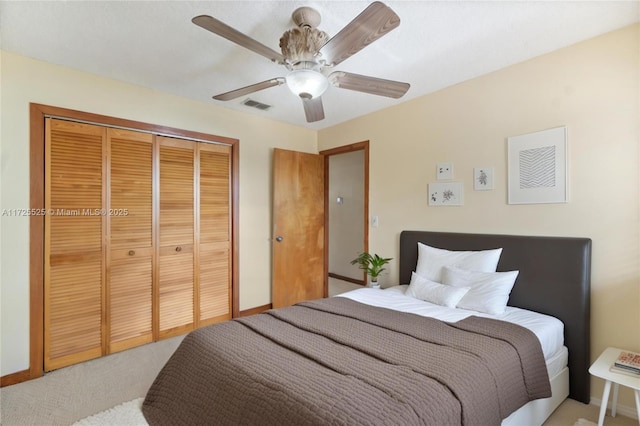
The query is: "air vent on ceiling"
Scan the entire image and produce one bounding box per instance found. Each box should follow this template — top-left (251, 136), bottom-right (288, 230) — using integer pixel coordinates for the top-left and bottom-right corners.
top-left (242, 99), bottom-right (272, 111)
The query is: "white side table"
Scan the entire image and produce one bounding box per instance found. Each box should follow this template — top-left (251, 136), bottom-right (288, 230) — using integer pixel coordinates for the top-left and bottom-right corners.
top-left (588, 347), bottom-right (640, 426)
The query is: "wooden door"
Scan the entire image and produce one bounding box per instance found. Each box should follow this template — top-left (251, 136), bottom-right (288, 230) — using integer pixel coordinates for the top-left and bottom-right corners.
top-left (272, 149), bottom-right (325, 308)
top-left (198, 144), bottom-right (232, 326)
top-left (158, 136), bottom-right (195, 339)
top-left (107, 128), bottom-right (154, 353)
top-left (45, 119), bottom-right (105, 371)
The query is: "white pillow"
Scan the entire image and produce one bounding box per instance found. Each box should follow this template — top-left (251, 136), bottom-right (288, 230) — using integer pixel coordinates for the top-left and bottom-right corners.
top-left (415, 242), bottom-right (503, 282)
top-left (406, 272), bottom-right (471, 308)
top-left (442, 266), bottom-right (519, 315)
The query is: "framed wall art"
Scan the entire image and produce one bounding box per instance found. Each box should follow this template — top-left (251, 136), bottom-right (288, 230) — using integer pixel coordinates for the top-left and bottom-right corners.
top-left (436, 162), bottom-right (453, 180)
top-left (507, 126), bottom-right (567, 204)
top-left (428, 182), bottom-right (463, 206)
top-left (473, 167), bottom-right (494, 190)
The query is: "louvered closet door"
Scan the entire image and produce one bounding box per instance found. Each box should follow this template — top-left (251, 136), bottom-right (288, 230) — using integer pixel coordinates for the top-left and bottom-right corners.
top-left (158, 136), bottom-right (195, 339)
top-left (198, 144), bottom-right (232, 326)
top-left (45, 119), bottom-right (105, 371)
top-left (107, 129), bottom-right (154, 353)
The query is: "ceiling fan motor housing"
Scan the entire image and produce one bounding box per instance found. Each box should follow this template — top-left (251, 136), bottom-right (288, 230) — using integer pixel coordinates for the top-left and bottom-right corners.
top-left (291, 6), bottom-right (321, 29)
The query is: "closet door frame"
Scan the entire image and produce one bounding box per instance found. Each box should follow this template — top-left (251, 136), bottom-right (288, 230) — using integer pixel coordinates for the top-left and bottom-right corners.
top-left (27, 103), bottom-right (239, 382)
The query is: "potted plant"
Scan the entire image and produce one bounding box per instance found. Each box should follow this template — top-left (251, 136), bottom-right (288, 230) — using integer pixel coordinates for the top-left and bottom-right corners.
top-left (350, 252), bottom-right (393, 289)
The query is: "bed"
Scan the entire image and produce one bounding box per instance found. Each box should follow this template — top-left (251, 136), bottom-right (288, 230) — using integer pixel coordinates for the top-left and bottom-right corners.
top-left (142, 231), bottom-right (592, 425)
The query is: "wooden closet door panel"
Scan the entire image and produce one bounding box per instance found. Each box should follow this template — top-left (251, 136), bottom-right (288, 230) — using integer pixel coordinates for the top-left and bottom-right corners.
top-left (199, 242), bottom-right (230, 324)
top-left (45, 119), bottom-right (104, 371)
top-left (108, 129), bottom-right (154, 352)
top-left (159, 138), bottom-right (195, 247)
top-left (109, 129), bottom-right (153, 249)
top-left (198, 144), bottom-right (231, 324)
top-left (199, 146), bottom-right (231, 243)
top-left (159, 249), bottom-right (194, 335)
top-left (158, 137), bottom-right (195, 338)
top-left (47, 259), bottom-right (102, 370)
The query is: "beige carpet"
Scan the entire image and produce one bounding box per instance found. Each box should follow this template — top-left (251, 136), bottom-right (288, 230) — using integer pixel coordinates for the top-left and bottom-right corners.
top-left (0, 336), bottom-right (184, 426)
top-left (545, 398), bottom-right (637, 426)
top-left (69, 396), bottom-right (637, 426)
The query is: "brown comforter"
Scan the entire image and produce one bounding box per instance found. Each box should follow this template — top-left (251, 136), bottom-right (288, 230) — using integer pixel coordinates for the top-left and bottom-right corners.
top-left (142, 297), bottom-right (551, 426)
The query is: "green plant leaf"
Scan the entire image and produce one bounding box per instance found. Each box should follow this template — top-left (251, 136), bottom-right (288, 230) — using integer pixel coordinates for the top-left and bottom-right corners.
top-left (350, 252), bottom-right (392, 279)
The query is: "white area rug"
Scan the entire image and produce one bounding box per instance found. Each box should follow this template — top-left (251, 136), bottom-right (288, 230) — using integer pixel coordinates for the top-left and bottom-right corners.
top-left (73, 398), bottom-right (148, 426)
top-left (574, 419), bottom-right (598, 426)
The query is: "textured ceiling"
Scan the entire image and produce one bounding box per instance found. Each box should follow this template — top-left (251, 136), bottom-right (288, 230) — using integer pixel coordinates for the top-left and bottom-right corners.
top-left (1, 1), bottom-right (638, 130)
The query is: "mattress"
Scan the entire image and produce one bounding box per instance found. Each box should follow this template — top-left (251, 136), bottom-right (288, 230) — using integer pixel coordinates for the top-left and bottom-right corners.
top-left (337, 286), bottom-right (565, 363)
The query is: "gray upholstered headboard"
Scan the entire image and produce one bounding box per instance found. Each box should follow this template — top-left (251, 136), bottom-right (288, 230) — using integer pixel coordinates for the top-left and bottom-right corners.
top-left (399, 231), bottom-right (592, 404)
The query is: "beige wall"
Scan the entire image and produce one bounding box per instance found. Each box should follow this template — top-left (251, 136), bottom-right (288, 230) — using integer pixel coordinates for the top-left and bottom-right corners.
top-left (319, 24), bottom-right (640, 406)
top-left (0, 51), bottom-right (317, 376)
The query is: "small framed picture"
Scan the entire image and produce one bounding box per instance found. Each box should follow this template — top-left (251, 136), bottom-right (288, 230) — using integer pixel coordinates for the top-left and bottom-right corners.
top-left (436, 162), bottom-right (453, 180)
top-left (428, 182), bottom-right (463, 206)
top-left (474, 167), bottom-right (494, 190)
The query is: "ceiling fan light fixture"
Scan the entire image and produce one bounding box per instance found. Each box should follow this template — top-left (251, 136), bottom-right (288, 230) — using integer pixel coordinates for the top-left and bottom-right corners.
top-left (286, 69), bottom-right (328, 99)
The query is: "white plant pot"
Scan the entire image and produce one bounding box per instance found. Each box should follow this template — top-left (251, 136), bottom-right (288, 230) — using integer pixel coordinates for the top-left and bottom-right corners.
top-left (370, 281), bottom-right (380, 289)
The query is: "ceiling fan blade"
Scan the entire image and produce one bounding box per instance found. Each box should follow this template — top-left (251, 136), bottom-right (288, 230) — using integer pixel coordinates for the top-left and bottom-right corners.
top-left (213, 78), bottom-right (285, 101)
top-left (329, 71), bottom-right (409, 99)
top-left (302, 97), bottom-right (325, 122)
top-left (192, 15), bottom-right (286, 65)
top-left (319, 1), bottom-right (400, 67)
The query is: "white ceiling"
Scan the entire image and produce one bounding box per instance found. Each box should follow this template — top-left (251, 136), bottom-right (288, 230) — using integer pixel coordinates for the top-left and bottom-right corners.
top-left (1, 1), bottom-right (638, 130)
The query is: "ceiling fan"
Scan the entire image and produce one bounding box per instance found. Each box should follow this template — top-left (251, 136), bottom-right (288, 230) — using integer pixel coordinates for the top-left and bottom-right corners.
top-left (192, 1), bottom-right (410, 123)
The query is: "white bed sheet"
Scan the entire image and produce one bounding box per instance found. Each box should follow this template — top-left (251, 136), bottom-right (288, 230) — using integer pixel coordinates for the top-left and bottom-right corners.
top-left (336, 285), bottom-right (565, 362)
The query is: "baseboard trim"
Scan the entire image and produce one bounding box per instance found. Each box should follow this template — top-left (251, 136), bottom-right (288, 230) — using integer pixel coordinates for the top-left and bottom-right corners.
top-left (1, 368), bottom-right (32, 387)
top-left (238, 304), bottom-right (271, 317)
top-left (328, 273), bottom-right (364, 286)
top-left (590, 396), bottom-right (639, 420)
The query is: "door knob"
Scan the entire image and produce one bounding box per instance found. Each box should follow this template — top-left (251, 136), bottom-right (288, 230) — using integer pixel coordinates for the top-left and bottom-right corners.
top-left (275, 236), bottom-right (283, 242)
